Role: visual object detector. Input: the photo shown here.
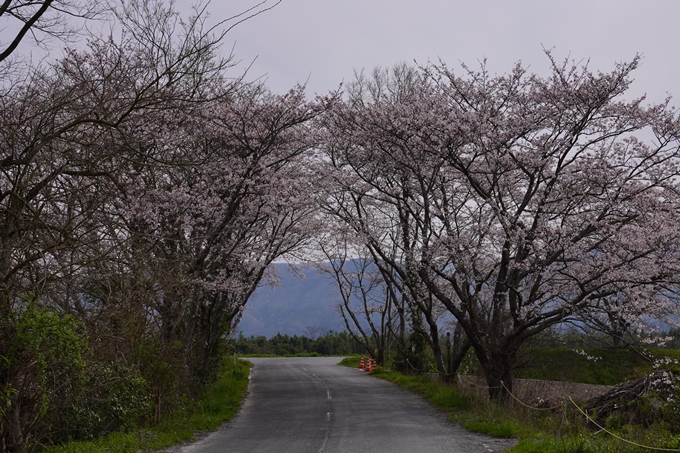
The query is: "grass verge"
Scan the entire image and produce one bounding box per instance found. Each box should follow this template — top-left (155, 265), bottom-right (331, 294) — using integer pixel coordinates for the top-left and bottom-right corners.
top-left (239, 352), bottom-right (323, 358)
top-left (339, 357), bottom-right (523, 438)
top-left (42, 359), bottom-right (252, 453)
top-left (513, 347), bottom-right (675, 385)
top-left (339, 356), bottom-right (680, 453)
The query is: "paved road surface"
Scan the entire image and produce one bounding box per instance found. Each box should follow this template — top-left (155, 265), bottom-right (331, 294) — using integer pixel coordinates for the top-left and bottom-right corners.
top-left (177, 357), bottom-right (516, 453)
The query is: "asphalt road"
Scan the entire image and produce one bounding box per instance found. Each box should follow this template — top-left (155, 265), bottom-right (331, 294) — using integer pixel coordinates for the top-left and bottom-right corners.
top-left (178, 357), bottom-right (516, 453)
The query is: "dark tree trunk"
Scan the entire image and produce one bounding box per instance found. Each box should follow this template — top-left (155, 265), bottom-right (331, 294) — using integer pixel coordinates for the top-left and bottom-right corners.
top-left (7, 402), bottom-right (26, 453)
top-left (427, 321), bottom-right (446, 376)
top-left (376, 346), bottom-right (385, 366)
top-left (450, 322), bottom-right (470, 375)
top-left (193, 294), bottom-right (230, 385)
top-left (449, 343), bottom-right (470, 379)
top-left (480, 348), bottom-right (515, 402)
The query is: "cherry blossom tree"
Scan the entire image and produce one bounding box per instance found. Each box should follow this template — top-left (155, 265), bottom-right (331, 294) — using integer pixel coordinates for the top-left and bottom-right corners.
top-left (115, 82), bottom-right (330, 383)
top-left (0, 0), bottom-right (264, 448)
top-left (319, 58), bottom-right (680, 399)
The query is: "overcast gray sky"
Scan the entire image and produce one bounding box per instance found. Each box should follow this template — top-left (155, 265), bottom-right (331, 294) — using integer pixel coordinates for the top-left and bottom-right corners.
top-left (199, 0), bottom-right (679, 105)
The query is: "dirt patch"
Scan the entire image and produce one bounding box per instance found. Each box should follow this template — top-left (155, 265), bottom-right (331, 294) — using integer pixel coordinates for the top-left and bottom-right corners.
top-left (459, 375), bottom-right (612, 406)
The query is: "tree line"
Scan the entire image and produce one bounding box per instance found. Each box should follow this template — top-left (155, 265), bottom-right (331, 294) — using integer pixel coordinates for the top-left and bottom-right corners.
top-left (0, 1), bottom-right (327, 451)
top-left (1, 1), bottom-right (680, 451)
top-left (228, 331), bottom-right (365, 357)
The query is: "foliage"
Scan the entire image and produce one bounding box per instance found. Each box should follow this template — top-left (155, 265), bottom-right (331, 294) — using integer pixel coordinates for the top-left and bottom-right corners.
top-left (662, 329), bottom-right (680, 349)
top-left (0, 301), bottom-right (89, 451)
top-left (52, 361), bottom-right (151, 443)
top-left (585, 370), bottom-right (680, 432)
top-left (0, 0), bottom-right (317, 448)
top-left (2, 0), bottom-right (680, 448)
top-left (391, 328), bottom-right (431, 374)
top-left (40, 358), bottom-right (252, 453)
top-left (228, 331), bottom-right (365, 356)
top-left (132, 338), bottom-right (188, 426)
top-left (514, 347), bottom-right (653, 385)
top-left (319, 58), bottom-right (680, 401)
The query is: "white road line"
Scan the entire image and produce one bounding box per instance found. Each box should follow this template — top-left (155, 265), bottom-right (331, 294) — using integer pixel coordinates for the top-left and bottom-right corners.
top-left (318, 412), bottom-right (332, 452)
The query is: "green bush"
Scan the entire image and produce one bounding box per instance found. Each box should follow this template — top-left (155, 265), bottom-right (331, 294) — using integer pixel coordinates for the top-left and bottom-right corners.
top-left (54, 361), bottom-right (151, 442)
top-left (134, 338), bottom-right (190, 424)
top-left (0, 300), bottom-right (89, 450)
top-left (392, 330), bottom-right (430, 374)
top-left (41, 358), bottom-right (252, 453)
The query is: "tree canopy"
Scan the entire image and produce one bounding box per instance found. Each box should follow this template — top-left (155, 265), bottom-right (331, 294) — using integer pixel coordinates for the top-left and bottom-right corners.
top-left (318, 58), bottom-right (680, 398)
top-left (1, 0), bottom-right (680, 449)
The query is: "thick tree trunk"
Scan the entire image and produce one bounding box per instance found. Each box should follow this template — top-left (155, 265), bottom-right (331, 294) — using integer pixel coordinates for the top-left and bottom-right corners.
top-left (194, 299), bottom-right (227, 385)
top-left (480, 349), bottom-right (515, 402)
top-left (387, 305), bottom-right (409, 363)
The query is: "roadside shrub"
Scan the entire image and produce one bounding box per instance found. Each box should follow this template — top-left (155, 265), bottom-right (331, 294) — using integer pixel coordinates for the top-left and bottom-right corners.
top-left (52, 361), bottom-right (151, 443)
top-left (392, 330), bottom-right (430, 374)
top-left (135, 338), bottom-right (190, 424)
top-left (0, 300), bottom-right (89, 450)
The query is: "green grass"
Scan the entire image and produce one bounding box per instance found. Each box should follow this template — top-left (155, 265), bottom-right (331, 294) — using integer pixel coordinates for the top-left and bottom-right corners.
top-left (457, 346), bottom-right (680, 385)
top-left (239, 352), bottom-right (322, 358)
top-left (513, 347), bottom-right (655, 385)
top-left (505, 438), bottom-right (555, 453)
top-left (343, 350), bottom-right (680, 453)
top-left (337, 355), bottom-right (361, 367)
top-left (369, 366), bottom-right (680, 452)
top-left (42, 359), bottom-right (252, 453)
top-left (366, 367), bottom-right (523, 439)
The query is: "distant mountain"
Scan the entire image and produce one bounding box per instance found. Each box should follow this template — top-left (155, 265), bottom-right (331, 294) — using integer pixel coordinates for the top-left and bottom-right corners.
top-left (236, 264), bottom-right (346, 337)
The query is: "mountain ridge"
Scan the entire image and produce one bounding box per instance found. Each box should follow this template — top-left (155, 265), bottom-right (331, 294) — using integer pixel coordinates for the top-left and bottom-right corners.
top-left (236, 264), bottom-right (345, 337)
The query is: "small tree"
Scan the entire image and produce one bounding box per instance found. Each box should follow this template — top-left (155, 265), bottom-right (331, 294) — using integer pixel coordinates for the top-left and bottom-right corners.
top-left (317, 247), bottom-right (398, 365)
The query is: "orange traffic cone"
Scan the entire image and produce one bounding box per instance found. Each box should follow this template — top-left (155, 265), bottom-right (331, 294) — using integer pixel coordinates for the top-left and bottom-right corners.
top-left (372, 358), bottom-right (377, 371)
top-left (366, 358), bottom-right (373, 372)
top-left (359, 356), bottom-right (365, 370)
